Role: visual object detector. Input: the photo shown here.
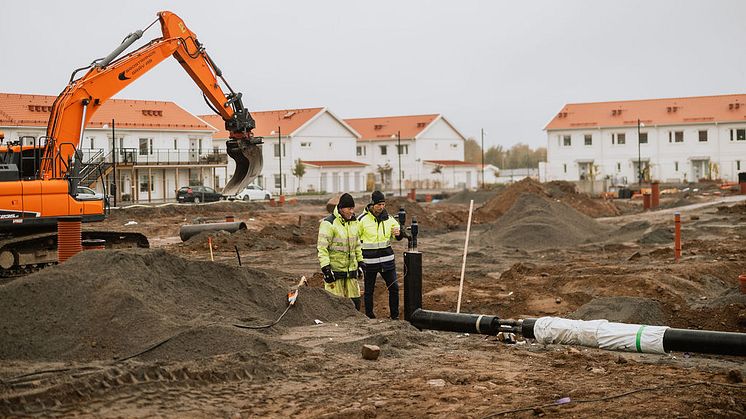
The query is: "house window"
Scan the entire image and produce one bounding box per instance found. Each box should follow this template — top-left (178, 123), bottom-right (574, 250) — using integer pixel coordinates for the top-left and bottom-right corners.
top-left (616, 133), bottom-right (626, 145)
top-left (616, 162), bottom-right (621, 172)
top-left (736, 129), bottom-right (746, 141)
top-left (639, 133), bottom-right (648, 144)
top-left (563, 163), bottom-right (567, 173)
top-left (674, 161), bottom-right (679, 171)
top-left (89, 137), bottom-right (95, 149)
top-left (273, 143), bottom-right (286, 157)
top-left (737, 160), bottom-right (741, 170)
top-left (380, 145), bottom-right (388, 155)
top-left (397, 144), bottom-right (409, 155)
top-left (274, 174), bottom-right (282, 188)
top-left (698, 130), bottom-right (708, 142)
top-left (173, 139), bottom-right (178, 150)
top-left (450, 143), bottom-right (458, 149)
top-left (584, 134), bottom-right (592, 146)
top-left (300, 142), bottom-right (311, 148)
top-left (139, 175), bottom-right (154, 192)
top-left (670, 131), bottom-right (684, 143)
top-left (139, 138), bottom-right (149, 155)
top-left (563, 135), bottom-right (571, 147)
top-left (356, 146), bottom-right (366, 156)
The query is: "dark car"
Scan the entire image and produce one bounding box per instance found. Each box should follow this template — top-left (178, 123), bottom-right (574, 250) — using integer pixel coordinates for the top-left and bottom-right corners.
top-left (176, 186), bottom-right (223, 203)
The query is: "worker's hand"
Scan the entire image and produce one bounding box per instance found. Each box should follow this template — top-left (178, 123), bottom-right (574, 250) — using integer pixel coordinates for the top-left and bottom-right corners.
top-left (321, 265), bottom-right (335, 284)
top-left (357, 261), bottom-right (366, 278)
top-left (392, 226), bottom-right (401, 237)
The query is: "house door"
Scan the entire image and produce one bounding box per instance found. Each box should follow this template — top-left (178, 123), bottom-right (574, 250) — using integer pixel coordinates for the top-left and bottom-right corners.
top-left (189, 139), bottom-right (199, 162)
top-left (332, 172), bottom-right (340, 193)
top-left (320, 173), bottom-right (327, 193)
top-left (465, 171), bottom-right (472, 188)
top-left (343, 172), bottom-right (350, 191)
top-left (578, 162), bottom-right (593, 180)
top-left (691, 159), bottom-right (710, 181)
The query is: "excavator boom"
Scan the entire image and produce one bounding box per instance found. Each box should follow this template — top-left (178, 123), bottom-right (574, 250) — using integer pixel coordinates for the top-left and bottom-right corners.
top-left (42, 11), bottom-right (262, 193)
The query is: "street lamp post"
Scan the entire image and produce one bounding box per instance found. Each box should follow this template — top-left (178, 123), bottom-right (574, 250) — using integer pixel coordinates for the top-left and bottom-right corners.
top-left (277, 126), bottom-right (282, 197)
top-left (392, 131), bottom-right (402, 197)
top-left (111, 118), bottom-right (117, 207)
top-left (637, 118), bottom-right (642, 187)
top-left (480, 128), bottom-right (485, 189)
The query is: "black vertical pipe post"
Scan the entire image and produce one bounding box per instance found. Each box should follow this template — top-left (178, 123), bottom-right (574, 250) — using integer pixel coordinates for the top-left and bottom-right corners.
top-left (403, 251), bottom-right (422, 322)
top-left (397, 130), bottom-right (402, 198)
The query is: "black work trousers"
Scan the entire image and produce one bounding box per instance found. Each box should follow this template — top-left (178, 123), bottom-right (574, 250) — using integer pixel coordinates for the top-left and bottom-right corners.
top-left (363, 268), bottom-right (399, 319)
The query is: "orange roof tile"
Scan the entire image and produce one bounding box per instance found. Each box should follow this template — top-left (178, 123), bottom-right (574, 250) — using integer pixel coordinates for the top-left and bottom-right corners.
top-left (200, 107), bottom-right (325, 139)
top-left (424, 160), bottom-right (476, 167)
top-left (0, 92), bottom-right (212, 131)
top-left (344, 114), bottom-right (439, 141)
top-left (545, 94), bottom-right (746, 131)
top-left (301, 160), bottom-right (367, 168)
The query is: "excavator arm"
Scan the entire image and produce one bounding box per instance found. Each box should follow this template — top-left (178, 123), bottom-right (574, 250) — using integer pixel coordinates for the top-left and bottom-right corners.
top-left (42, 11), bottom-right (262, 195)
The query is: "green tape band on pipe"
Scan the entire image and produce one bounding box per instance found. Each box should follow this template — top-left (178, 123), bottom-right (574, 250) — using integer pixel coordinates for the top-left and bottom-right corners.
top-left (636, 325), bottom-right (646, 353)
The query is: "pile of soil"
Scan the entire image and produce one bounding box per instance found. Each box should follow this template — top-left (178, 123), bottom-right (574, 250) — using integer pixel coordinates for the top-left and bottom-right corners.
top-left (474, 193), bottom-right (611, 249)
top-left (108, 201), bottom-right (266, 223)
top-left (0, 249), bottom-right (359, 362)
top-left (474, 178), bottom-right (620, 222)
top-left (569, 296), bottom-right (667, 325)
top-left (639, 227), bottom-right (673, 245)
top-left (474, 178), bottom-right (547, 222)
top-left (181, 215), bottom-right (322, 251)
top-left (441, 189), bottom-right (501, 205)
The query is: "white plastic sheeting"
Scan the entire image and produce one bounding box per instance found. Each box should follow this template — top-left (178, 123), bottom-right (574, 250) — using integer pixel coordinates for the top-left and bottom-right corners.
top-left (533, 317), bottom-right (669, 354)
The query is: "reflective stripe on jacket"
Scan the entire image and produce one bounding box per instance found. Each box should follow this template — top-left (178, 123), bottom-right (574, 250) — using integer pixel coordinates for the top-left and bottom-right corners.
top-left (357, 205), bottom-right (400, 272)
top-left (317, 207), bottom-right (363, 277)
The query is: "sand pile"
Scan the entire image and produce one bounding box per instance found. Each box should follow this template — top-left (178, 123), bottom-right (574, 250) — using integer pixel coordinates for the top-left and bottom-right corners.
top-left (181, 215), bottom-right (321, 251)
top-left (474, 178), bottom-right (620, 222)
top-left (474, 193), bottom-right (611, 249)
top-left (0, 249), bottom-right (359, 362)
top-left (569, 297), bottom-right (666, 325)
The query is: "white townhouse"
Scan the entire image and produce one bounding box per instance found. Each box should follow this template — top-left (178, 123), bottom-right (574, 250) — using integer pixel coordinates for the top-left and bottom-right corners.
top-left (201, 107), bottom-right (367, 195)
top-left (344, 114), bottom-right (477, 192)
top-left (545, 94), bottom-right (746, 184)
top-left (0, 93), bottom-right (222, 203)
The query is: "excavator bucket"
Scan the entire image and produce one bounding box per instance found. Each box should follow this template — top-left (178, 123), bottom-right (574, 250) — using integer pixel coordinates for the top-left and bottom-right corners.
top-left (223, 139), bottom-right (263, 196)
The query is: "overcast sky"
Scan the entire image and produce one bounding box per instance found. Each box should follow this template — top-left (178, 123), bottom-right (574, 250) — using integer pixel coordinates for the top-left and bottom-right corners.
top-left (1, 0), bottom-right (744, 149)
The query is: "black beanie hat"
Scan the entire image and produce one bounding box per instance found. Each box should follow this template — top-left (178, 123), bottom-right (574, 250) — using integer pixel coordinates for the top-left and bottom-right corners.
top-left (338, 193), bottom-right (355, 209)
top-left (371, 190), bottom-right (385, 204)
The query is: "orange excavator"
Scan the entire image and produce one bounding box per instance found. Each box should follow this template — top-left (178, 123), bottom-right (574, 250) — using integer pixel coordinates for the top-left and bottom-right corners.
top-left (0, 11), bottom-right (263, 276)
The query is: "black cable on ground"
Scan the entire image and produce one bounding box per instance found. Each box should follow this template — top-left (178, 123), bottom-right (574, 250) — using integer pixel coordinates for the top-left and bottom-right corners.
top-left (234, 305), bottom-right (292, 330)
top-left (481, 381), bottom-right (746, 418)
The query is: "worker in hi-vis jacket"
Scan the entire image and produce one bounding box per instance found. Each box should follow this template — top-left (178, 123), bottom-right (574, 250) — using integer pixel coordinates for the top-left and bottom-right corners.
top-left (357, 191), bottom-right (404, 319)
top-left (317, 193), bottom-right (363, 310)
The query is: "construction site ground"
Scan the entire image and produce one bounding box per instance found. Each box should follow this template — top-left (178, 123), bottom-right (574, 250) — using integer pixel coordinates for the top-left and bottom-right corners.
top-left (1, 179), bottom-right (745, 418)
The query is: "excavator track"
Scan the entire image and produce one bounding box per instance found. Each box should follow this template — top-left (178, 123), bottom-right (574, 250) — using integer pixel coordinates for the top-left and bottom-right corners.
top-left (0, 231), bottom-right (149, 279)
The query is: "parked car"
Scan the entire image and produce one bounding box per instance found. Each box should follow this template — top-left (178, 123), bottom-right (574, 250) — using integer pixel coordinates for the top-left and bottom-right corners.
top-left (232, 184), bottom-right (272, 201)
top-left (176, 185), bottom-right (223, 203)
top-left (75, 186), bottom-right (107, 201)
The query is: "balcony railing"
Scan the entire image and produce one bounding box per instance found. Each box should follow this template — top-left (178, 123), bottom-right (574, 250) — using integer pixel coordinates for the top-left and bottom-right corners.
top-left (80, 148), bottom-right (228, 165)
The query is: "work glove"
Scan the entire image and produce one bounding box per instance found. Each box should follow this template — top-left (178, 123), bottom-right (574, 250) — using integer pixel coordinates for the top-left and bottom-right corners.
top-left (357, 261), bottom-right (366, 278)
top-left (321, 265), bottom-right (335, 284)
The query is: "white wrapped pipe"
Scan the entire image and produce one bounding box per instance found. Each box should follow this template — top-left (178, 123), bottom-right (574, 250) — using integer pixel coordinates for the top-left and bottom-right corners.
top-left (533, 317), bottom-right (669, 354)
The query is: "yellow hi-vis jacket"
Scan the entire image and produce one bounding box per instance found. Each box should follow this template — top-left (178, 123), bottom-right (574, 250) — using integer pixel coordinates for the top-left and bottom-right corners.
top-left (357, 205), bottom-right (400, 272)
top-left (317, 207), bottom-right (362, 298)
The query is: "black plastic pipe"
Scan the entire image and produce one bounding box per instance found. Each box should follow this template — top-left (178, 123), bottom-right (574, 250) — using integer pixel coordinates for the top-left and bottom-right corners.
top-left (663, 328), bottom-right (745, 356)
top-left (403, 251), bottom-right (422, 321)
top-left (179, 221), bottom-right (247, 242)
top-left (410, 308), bottom-right (502, 335)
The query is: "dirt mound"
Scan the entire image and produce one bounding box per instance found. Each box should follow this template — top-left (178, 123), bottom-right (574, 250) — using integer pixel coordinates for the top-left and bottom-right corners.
top-left (474, 178), bottom-right (548, 221)
top-left (474, 193), bottom-right (611, 249)
top-left (474, 178), bottom-right (620, 222)
top-left (108, 201), bottom-right (266, 222)
top-left (717, 202), bottom-right (746, 215)
top-left (180, 215), bottom-right (321, 251)
top-left (639, 227), bottom-right (673, 245)
top-left (569, 296), bottom-right (667, 325)
top-left (0, 249), bottom-right (359, 362)
top-left (441, 189), bottom-right (501, 205)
